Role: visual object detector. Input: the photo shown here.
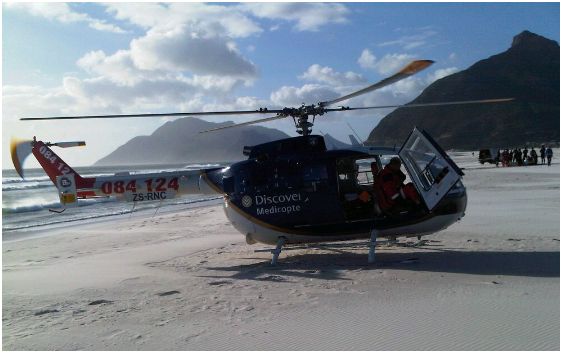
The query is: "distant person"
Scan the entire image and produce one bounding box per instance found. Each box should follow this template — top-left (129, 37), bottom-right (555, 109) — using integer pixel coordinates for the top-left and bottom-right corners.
top-left (495, 149), bottom-right (501, 167)
top-left (502, 149), bottom-right (510, 167)
top-left (530, 148), bottom-right (538, 165)
top-left (509, 150), bottom-right (514, 165)
top-left (523, 147), bottom-right (528, 161)
top-left (546, 146), bottom-right (553, 166)
top-left (515, 148), bottom-right (523, 166)
top-left (540, 145), bottom-right (546, 164)
top-left (376, 157), bottom-right (421, 215)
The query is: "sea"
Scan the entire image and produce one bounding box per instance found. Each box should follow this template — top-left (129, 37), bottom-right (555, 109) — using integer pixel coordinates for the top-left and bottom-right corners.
top-left (2, 163), bottom-right (227, 235)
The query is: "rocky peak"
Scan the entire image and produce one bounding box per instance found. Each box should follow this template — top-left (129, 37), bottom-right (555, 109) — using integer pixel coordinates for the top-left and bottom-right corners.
top-left (511, 30), bottom-right (558, 50)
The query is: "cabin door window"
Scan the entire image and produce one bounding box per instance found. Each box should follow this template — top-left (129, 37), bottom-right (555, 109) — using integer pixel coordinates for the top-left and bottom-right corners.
top-left (398, 128), bottom-right (463, 211)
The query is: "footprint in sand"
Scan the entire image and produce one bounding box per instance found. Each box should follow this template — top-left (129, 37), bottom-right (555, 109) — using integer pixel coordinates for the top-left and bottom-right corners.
top-left (208, 280), bottom-right (232, 286)
top-left (259, 275), bottom-right (285, 282)
top-left (157, 290), bottom-right (180, 297)
top-left (88, 299), bottom-right (113, 305)
top-left (34, 308), bottom-right (59, 316)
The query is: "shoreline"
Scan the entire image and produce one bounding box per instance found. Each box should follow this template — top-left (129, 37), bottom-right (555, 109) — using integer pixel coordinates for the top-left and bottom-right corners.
top-left (2, 197), bottom-right (223, 242)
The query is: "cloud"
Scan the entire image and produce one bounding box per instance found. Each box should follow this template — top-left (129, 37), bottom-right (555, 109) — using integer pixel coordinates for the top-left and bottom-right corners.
top-left (69, 19), bottom-right (258, 111)
top-left (373, 53), bottom-right (416, 75)
top-left (4, 3), bottom-right (264, 128)
top-left (358, 49), bottom-right (377, 70)
top-left (129, 25), bottom-right (257, 78)
top-left (4, 2), bottom-right (356, 167)
top-left (87, 21), bottom-right (126, 34)
top-left (379, 29), bottom-right (438, 50)
top-left (427, 67), bottom-right (459, 83)
top-left (241, 3), bottom-right (349, 31)
top-left (105, 3), bottom-right (349, 35)
top-left (105, 3), bottom-right (262, 38)
top-left (77, 50), bottom-right (146, 85)
top-left (299, 64), bottom-right (365, 86)
top-left (270, 64), bottom-right (424, 110)
top-left (4, 3), bottom-right (127, 33)
top-left (270, 84), bottom-right (340, 107)
top-left (270, 64), bottom-right (462, 121)
top-left (3, 85), bottom-right (77, 120)
top-left (358, 50), bottom-right (416, 75)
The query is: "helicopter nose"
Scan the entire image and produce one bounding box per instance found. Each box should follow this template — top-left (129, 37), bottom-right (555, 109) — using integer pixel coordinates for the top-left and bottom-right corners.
top-left (443, 179), bottom-right (467, 219)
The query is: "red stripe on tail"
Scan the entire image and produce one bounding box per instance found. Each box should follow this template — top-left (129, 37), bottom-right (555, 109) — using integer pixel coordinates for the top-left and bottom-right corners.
top-left (32, 141), bottom-right (94, 189)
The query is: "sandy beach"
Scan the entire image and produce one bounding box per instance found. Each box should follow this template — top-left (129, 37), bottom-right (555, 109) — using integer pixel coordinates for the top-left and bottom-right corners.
top-left (3, 156), bottom-right (559, 350)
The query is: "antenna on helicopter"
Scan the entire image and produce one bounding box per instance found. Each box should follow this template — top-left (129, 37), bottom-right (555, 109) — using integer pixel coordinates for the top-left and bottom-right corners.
top-left (346, 122), bottom-right (365, 146)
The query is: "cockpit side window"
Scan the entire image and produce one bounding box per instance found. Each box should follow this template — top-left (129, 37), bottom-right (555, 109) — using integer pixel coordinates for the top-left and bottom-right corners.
top-left (355, 158), bottom-right (378, 185)
top-left (302, 164), bottom-right (329, 192)
top-left (235, 159), bottom-right (331, 194)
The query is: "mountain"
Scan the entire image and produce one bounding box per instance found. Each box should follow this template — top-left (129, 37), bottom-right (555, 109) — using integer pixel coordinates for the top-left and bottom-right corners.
top-left (367, 31), bottom-right (560, 149)
top-left (94, 117), bottom-right (289, 166)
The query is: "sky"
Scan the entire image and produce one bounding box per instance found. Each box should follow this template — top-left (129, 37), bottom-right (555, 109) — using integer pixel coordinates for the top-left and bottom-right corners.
top-left (2, 2), bottom-right (560, 169)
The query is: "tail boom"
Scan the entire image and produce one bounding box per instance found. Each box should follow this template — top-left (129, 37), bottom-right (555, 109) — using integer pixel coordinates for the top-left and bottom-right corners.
top-left (12, 138), bottom-right (225, 208)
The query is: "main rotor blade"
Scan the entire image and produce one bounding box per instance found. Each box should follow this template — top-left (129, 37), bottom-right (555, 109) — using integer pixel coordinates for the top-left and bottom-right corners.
top-left (199, 114), bottom-right (286, 133)
top-left (20, 109), bottom-right (284, 121)
top-left (320, 60), bottom-right (434, 107)
top-left (325, 98), bottom-right (515, 112)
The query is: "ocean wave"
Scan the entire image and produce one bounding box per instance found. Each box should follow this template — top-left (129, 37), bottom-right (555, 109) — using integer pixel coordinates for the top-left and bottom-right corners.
top-left (2, 175), bottom-right (51, 184)
top-left (183, 163), bottom-right (222, 170)
top-left (3, 201), bottom-right (62, 214)
top-left (2, 196), bottom-right (115, 214)
top-left (2, 191), bottom-right (222, 215)
top-left (2, 182), bottom-right (54, 191)
top-left (3, 172), bottom-right (118, 185)
top-left (2, 196), bottom-right (223, 231)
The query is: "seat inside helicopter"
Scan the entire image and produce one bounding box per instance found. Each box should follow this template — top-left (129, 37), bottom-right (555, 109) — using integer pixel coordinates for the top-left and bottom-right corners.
top-left (336, 155), bottom-right (424, 222)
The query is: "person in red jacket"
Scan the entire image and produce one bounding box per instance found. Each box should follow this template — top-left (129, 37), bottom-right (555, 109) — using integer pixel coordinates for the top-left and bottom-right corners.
top-left (377, 157), bottom-right (421, 214)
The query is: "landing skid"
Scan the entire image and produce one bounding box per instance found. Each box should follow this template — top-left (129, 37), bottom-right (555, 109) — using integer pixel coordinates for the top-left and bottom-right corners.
top-left (271, 236), bottom-right (286, 265)
top-left (368, 229), bottom-right (378, 264)
top-left (258, 232), bottom-right (383, 265)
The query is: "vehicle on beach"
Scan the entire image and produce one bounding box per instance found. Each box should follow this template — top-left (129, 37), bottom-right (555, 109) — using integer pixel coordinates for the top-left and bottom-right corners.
top-left (12, 60), bottom-right (513, 264)
top-left (478, 148), bottom-right (499, 165)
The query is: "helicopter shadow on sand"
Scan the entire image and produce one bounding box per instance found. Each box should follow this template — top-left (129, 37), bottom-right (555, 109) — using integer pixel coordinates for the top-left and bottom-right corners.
top-left (199, 243), bottom-right (560, 283)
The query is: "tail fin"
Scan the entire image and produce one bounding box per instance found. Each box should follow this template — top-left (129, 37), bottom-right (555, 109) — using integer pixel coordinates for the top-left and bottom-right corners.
top-left (12, 137), bottom-right (87, 186)
top-left (10, 138), bottom-right (33, 178)
top-left (348, 134), bottom-right (362, 146)
top-left (345, 122), bottom-right (364, 146)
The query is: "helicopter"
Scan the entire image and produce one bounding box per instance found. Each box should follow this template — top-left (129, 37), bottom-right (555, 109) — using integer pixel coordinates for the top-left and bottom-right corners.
top-left (12, 60), bottom-right (513, 264)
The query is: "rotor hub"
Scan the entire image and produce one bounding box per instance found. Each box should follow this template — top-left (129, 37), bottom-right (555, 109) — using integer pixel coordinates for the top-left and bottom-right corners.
top-left (280, 104), bottom-right (326, 136)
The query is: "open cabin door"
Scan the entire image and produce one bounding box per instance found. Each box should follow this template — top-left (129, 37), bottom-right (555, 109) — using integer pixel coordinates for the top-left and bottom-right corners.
top-left (399, 128), bottom-right (463, 211)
